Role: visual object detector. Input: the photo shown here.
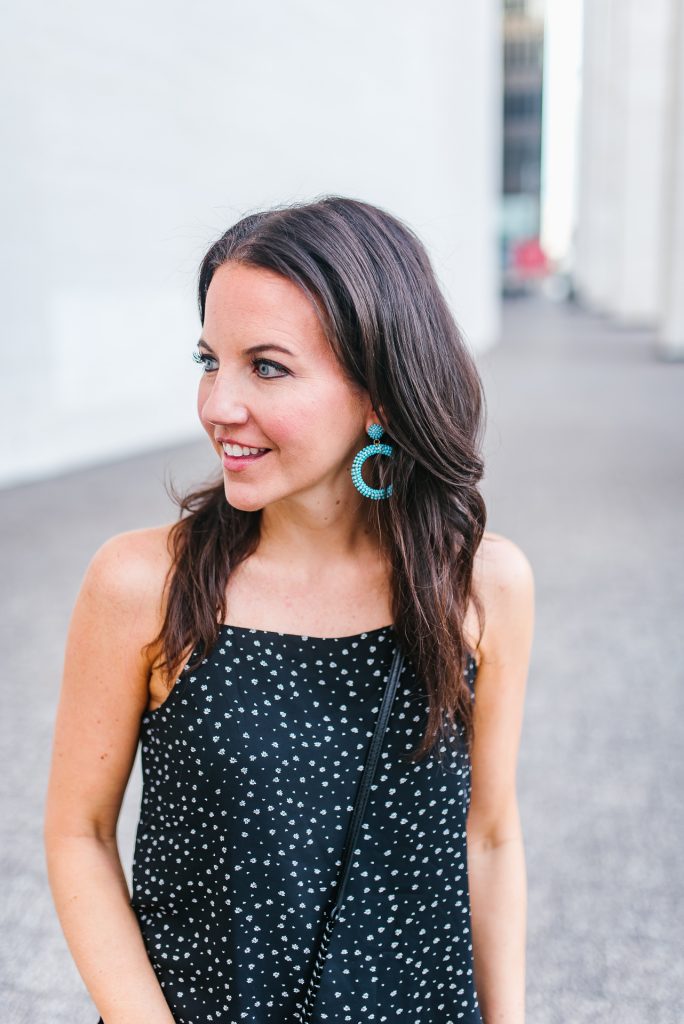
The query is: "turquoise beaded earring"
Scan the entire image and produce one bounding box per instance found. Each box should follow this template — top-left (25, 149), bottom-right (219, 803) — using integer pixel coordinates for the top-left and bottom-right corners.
top-left (350, 423), bottom-right (394, 500)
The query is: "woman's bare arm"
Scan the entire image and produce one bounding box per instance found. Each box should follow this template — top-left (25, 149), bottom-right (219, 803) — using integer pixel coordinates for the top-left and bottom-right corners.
top-left (44, 528), bottom-right (177, 1024)
top-left (466, 533), bottom-right (535, 1024)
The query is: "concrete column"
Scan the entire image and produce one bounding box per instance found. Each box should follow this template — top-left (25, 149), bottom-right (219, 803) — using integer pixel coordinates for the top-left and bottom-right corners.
top-left (574, 0), bottom-right (673, 324)
top-left (657, 0), bottom-right (684, 359)
top-left (539, 0), bottom-right (583, 264)
top-left (573, 0), bottom-right (618, 311)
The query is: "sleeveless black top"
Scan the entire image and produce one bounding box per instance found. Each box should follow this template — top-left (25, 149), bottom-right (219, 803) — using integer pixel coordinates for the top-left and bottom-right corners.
top-left (124, 624), bottom-right (483, 1023)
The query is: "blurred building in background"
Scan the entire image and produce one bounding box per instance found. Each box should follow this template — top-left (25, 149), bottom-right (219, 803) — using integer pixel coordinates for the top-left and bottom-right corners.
top-left (573, 0), bottom-right (684, 358)
top-left (501, 0), bottom-right (548, 293)
top-left (0, 1), bottom-right (503, 489)
top-left (500, 0), bottom-right (683, 362)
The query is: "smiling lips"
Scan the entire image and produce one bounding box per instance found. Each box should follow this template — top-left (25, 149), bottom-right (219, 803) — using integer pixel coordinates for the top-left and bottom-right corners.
top-left (221, 442), bottom-right (270, 457)
top-left (221, 444), bottom-right (270, 469)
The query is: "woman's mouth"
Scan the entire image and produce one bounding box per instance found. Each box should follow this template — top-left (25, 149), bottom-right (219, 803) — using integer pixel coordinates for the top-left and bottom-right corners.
top-left (221, 445), bottom-right (271, 471)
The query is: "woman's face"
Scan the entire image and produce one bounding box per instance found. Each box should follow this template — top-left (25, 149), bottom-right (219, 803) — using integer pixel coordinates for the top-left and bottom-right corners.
top-left (197, 261), bottom-right (375, 513)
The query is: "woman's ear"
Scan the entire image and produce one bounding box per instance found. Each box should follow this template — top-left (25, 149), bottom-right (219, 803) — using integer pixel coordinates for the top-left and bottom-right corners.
top-left (368, 405), bottom-right (387, 429)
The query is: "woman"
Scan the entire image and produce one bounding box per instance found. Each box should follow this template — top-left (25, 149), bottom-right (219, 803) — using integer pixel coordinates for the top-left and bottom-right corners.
top-left (44, 196), bottom-right (533, 1024)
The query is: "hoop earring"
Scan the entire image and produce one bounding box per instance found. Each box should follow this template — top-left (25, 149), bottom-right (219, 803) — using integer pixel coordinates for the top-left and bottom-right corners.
top-left (351, 423), bottom-right (394, 500)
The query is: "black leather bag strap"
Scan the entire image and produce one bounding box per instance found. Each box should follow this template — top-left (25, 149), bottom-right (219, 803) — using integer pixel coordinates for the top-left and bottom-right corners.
top-left (295, 643), bottom-right (405, 1023)
top-left (330, 643), bottom-right (405, 921)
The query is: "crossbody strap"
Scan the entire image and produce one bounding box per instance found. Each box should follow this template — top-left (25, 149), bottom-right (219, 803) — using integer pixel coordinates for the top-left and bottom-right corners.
top-left (330, 643), bottom-right (405, 920)
top-left (294, 643), bottom-right (405, 1023)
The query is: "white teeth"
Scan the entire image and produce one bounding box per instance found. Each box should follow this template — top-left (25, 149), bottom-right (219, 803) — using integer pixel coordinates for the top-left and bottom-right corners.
top-left (222, 443), bottom-right (267, 456)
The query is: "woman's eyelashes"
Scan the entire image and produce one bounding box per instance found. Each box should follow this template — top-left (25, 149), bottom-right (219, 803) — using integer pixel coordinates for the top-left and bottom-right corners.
top-left (192, 349), bottom-right (289, 379)
top-left (192, 348), bottom-right (215, 371)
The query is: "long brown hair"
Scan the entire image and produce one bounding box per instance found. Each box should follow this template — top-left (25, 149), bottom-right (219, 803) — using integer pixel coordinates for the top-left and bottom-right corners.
top-left (146, 195), bottom-right (487, 761)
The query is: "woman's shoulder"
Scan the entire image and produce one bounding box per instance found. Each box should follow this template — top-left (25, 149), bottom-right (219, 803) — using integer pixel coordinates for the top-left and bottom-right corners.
top-left (474, 530), bottom-right (533, 583)
top-left (82, 523), bottom-right (177, 657)
top-left (92, 520), bottom-right (176, 564)
top-left (469, 531), bottom-right (535, 664)
top-left (87, 522), bottom-right (176, 596)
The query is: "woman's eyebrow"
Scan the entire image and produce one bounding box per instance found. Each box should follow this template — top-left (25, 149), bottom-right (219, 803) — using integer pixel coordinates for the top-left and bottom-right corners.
top-left (197, 338), bottom-right (296, 357)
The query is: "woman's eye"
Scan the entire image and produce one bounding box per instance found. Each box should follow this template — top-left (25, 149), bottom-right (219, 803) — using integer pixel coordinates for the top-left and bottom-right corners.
top-left (251, 357), bottom-right (288, 379)
top-left (192, 349), bottom-right (218, 372)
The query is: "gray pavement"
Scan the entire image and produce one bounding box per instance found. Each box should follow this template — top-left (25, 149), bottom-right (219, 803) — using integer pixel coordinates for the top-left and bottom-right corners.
top-left (1, 294), bottom-right (682, 1023)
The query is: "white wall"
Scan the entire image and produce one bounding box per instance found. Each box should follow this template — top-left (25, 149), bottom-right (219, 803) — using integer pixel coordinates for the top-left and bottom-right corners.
top-left (0, 0), bottom-right (502, 488)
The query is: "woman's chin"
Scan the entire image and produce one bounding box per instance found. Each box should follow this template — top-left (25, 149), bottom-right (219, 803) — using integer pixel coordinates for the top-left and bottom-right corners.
top-left (223, 492), bottom-right (267, 513)
top-left (223, 479), bottom-right (275, 509)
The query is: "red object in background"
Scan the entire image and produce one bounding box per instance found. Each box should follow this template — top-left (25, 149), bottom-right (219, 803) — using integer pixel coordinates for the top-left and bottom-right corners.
top-left (511, 238), bottom-right (548, 277)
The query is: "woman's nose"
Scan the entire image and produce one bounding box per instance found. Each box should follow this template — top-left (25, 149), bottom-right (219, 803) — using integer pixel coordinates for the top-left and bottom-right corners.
top-left (200, 372), bottom-right (250, 425)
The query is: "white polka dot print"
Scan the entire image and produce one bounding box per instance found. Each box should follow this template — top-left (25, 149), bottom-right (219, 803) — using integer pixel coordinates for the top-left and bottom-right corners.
top-left (125, 624), bottom-right (483, 1023)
